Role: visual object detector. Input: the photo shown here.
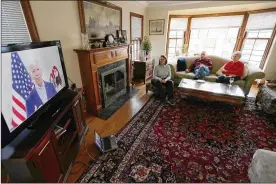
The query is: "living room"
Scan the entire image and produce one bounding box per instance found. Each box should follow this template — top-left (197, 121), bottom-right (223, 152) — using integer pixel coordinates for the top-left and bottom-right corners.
top-left (1, 0), bottom-right (276, 183)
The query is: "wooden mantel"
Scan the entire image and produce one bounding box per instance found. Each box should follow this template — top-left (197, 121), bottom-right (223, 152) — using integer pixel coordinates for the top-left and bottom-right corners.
top-left (74, 44), bottom-right (131, 115)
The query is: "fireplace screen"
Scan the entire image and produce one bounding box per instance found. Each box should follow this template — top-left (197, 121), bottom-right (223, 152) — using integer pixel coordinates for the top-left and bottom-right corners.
top-left (101, 65), bottom-right (126, 107)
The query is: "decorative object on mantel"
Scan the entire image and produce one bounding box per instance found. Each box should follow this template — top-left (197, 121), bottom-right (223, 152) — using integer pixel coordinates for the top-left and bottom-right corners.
top-left (140, 36), bottom-right (152, 61)
top-left (116, 30), bottom-right (122, 38)
top-left (116, 30), bottom-right (127, 44)
top-left (77, 0), bottom-right (122, 40)
top-left (81, 33), bottom-right (90, 50)
top-left (149, 19), bottom-right (165, 35)
top-left (103, 34), bottom-right (118, 47)
top-left (90, 39), bottom-right (104, 49)
top-left (122, 30), bottom-right (127, 43)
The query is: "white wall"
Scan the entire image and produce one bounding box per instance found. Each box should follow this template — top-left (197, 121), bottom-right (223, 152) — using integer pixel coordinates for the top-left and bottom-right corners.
top-left (30, 1), bottom-right (83, 87)
top-left (30, 1), bottom-right (147, 87)
top-left (111, 1), bottom-right (147, 42)
top-left (263, 37), bottom-right (276, 80)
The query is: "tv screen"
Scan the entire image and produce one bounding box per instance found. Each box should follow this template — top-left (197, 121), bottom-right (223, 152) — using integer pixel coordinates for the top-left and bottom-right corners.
top-left (1, 41), bottom-right (68, 147)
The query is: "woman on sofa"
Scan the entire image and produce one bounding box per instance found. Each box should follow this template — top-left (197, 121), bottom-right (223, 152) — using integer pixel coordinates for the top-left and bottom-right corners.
top-left (151, 55), bottom-right (174, 104)
top-left (216, 51), bottom-right (244, 84)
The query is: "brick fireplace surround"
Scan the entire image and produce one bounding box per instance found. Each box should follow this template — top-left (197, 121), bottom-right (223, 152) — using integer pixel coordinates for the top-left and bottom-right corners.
top-left (74, 45), bottom-right (131, 115)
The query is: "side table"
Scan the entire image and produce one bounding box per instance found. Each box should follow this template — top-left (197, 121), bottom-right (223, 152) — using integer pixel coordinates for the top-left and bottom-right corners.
top-left (133, 59), bottom-right (155, 84)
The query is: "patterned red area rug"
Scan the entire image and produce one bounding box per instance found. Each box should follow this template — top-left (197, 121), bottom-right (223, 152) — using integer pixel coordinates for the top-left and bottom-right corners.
top-left (79, 90), bottom-right (276, 183)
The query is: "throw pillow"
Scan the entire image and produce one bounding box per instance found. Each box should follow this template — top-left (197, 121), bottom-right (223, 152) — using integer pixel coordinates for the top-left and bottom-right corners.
top-left (177, 57), bottom-right (187, 71)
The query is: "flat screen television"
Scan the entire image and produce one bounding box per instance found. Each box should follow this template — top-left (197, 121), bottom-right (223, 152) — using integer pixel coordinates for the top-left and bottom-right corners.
top-left (1, 40), bottom-right (69, 148)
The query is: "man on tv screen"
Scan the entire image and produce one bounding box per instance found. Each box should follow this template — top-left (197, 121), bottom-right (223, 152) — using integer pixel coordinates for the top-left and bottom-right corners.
top-left (26, 61), bottom-right (57, 117)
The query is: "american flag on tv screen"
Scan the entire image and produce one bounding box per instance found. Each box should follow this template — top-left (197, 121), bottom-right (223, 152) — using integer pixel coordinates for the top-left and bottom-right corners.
top-left (11, 52), bottom-right (33, 128)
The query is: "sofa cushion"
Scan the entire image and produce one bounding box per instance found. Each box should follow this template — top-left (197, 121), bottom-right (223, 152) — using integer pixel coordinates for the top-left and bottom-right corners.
top-left (208, 55), bottom-right (230, 73)
top-left (176, 71), bottom-right (195, 79)
top-left (205, 74), bottom-right (218, 82)
top-left (175, 72), bottom-right (218, 82)
top-left (216, 64), bottom-right (226, 76)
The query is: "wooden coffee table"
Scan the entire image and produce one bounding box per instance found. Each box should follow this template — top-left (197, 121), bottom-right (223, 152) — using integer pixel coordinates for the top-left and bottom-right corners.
top-left (178, 79), bottom-right (245, 105)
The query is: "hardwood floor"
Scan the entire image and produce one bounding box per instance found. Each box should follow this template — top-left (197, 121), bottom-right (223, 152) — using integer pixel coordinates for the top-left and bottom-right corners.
top-left (66, 83), bottom-right (153, 182)
top-left (66, 82), bottom-right (259, 183)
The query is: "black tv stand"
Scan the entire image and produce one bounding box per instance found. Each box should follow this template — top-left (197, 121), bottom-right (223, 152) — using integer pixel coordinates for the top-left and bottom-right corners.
top-left (1, 89), bottom-right (88, 182)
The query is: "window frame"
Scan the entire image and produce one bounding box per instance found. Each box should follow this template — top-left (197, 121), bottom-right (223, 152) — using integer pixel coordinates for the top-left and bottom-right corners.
top-left (166, 8), bottom-right (276, 68)
top-left (2, 0), bottom-right (40, 43)
top-left (20, 0), bottom-right (40, 41)
top-left (130, 12), bottom-right (144, 61)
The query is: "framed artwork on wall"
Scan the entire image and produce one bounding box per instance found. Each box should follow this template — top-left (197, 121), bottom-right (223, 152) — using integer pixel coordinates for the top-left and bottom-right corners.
top-left (149, 19), bottom-right (165, 35)
top-left (77, 0), bottom-right (122, 40)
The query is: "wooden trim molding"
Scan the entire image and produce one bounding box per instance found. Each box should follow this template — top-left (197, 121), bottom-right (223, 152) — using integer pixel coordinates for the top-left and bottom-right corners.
top-left (166, 16), bottom-right (172, 56)
top-left (130, 12), bottom-right (144, 41)
top-left (260, 23), bottom-right (276, 69)
top-left (20, 0), bottom-right (40, 41)
top-left (184, 17), bottom-right (192, 56)
top-left (248, 7), bottom-right (276, 14)
top-left (169, 7), bottom-right (276, 19)
top-left (234, 13), bottom-right (248, 51)
top-left (77, 1), bottom-right (86, 33)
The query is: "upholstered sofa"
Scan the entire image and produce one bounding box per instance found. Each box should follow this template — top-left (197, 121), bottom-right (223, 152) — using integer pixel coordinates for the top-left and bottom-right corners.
top-left (146, 55), bottom-right (265, 96)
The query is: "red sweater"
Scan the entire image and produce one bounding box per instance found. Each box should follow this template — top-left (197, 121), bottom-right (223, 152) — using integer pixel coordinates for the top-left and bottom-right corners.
top-left (223, 61), bottom-right (244, 77)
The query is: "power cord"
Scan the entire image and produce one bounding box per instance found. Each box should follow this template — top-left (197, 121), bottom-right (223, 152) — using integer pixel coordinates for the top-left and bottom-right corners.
top-left (67, 77), bottom-right (77, 90)
top-left (70, 138), bottom-right (96, 175)
top-left (70, 161), bottom-right (88, 174)
top-left (67, 77), bottom-right (74, 84)
top-left (83, 138), bottom-right (96, 161)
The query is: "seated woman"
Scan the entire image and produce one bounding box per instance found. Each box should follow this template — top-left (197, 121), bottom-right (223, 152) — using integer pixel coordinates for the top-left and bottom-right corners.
top-left (151, 55), bottom-right (174, 103)
top-left (216, 51), bottom-right (244, 84)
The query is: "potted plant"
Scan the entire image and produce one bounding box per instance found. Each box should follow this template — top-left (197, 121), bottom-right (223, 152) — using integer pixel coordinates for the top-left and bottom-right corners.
top-left (140, 36), bottom-right (152, 61)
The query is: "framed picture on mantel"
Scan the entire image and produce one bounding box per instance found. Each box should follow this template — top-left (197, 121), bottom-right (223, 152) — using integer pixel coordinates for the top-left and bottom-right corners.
top-left (77, 0), bottom-right (122, 40)
top-left (149, 19), bottom-right (165, 35)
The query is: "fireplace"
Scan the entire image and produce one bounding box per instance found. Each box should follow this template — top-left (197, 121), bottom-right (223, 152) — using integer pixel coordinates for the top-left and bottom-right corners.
top-left (74, 45), bottom-right (131, 115)
top-left (98, 60), bottom-right (127, 107)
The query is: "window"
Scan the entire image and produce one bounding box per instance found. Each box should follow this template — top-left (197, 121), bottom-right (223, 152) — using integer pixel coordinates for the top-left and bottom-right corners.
top-left (167, 18), bottom-right (188, 60)
top-left (130, 13), bottom-right (143, 61)
top-left (241, 12), bottom-right (276, 67)
top-left (1, 0), bottom-right (39, 45)
top-left (167, 10), bottom-right (276, 66)
top-left (189, 15), bottom-right (243, 58)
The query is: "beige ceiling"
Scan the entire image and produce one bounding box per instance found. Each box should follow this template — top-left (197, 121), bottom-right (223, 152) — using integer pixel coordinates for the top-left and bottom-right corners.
top-left (147, 1), bottom-right (205, 7)
top-left (168, 1), bottom-right (276, 15)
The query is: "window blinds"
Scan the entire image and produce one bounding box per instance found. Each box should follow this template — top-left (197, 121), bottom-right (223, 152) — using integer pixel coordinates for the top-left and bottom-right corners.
top-left (1, 1), bottom-right (31, 45)
top-left (191, 15), bottom-right (244, 29)
top-left (131, 16), bottom-right (142, 40)
top-left (246, 12), bottom-right (276, 30)
top-left (170, 18), bottom-right (188, 30)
